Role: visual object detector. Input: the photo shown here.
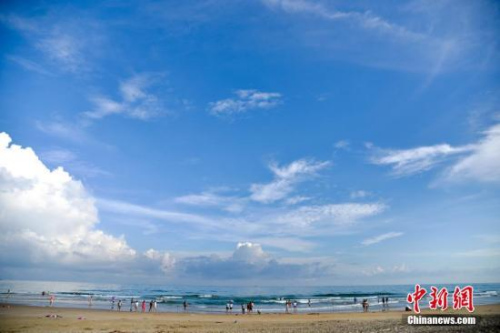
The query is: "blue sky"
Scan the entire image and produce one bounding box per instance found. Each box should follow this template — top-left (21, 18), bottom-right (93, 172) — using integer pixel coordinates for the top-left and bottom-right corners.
top-left (0, 0), bottom-right (499, 285)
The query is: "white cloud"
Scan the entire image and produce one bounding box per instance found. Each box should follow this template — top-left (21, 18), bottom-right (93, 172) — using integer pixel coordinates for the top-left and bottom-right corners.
top-left (361, 232), bottom-right (403, 246)
top-left (454, 248), bottom-right (500, 258)
top-left (97, 198), bottom-right (219, 228)
top-left (262, 0), bottom-right (422, 41)
top-left (209, 89), bottom-right (282, 116)
top-left (1, 14), bottom-right (98, 73)
top-left (144, 249), bottom-right (176, 273)
top-left (0, 132), bottom-right (136, 266)
top-left (285, 195), bottom-right (310, 205)
top-left (350, 190), bottom-right (370, 199)
top-left (174, 191), bottom-right (245, 213)
top-left (6, 55), bottom-right (55, 76)
top-left (36, 33), bottom-right (84, 73)
top-left (170, 242), bottom-right (326, 281)
top-left (232, 242), bottom-right (270, 264)
top-left (261, 0), bottom-right (499, 76)
top-left (370, 123), bottom-right (500, 183)
top-left (370, 144), bottom-right (475, 176)
top-left (84, 74), bottom-right (165, 120)
top-left (250, 159), bottom-right (329, 203)
top-left (446, 124), bottom-right (500, 183)
top-left (40, 149), bottom-right (77, 164)
top-left (36, 121), bottom-right (90, 143)
top-left (276, 203), bottom-right (386, 229)
top-left (334, 140), bottom-right (350, 150)
top-left (40, 149), bottom-right (110, 178)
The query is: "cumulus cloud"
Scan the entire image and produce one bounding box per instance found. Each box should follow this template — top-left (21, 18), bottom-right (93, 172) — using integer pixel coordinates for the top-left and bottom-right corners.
top-left (83, 74), bottom-right (165, 120)
top-left (361, 232), bottom-right (403, 246)
top-left (144, 249), bottom-right (176, 273)
top-left (172, 242), bottom-right (325, 281)
top-left (209, 89), bottom-right (282, 116)
top-left (0, 132), bottom-right (136, 266)
top-left (370, 123), bottom-right (500, 183)
top-left (250, 159), bottom-right (329, 203)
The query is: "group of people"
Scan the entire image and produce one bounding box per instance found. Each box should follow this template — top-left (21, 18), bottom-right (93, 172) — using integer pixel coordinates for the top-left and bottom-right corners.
top-left (359, 296), bottom-right (390, 312)
top-left (41, 291), bottom-right (55, 307)
top-left (225, 300), bottom-right (233, 313)
top-left (241, 301), bottom-right (255, 314)
top-left (125, 298), bottom-right (158, 312)
top-left (285, 300), bottom-right (299, 313)
top-left (381, 296), bottom-right (390, 309)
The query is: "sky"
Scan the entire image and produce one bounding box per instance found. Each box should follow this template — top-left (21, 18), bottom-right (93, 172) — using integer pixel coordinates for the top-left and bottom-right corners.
top-left (0, 0), bottom-right (499, 286)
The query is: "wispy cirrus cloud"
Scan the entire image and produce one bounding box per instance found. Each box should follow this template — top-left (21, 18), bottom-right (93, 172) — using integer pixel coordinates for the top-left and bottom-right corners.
top-left (262, 0), bottom-right (424, 41)
top-left (83, 74), bottom-right (166, 121)
top-left (6, 55), bottom-right (55, 76)
top-left (261, 0), bottom-right (499, 76)
top-left (361, 232), bottom-right (403, 246)
top-left (370, 123), bottom-right (500, 183)
top-left (1, 13), bottom-right (101, 73)
top-left (209, 89), bottom-right (282, 116)
top-left (174, 191), bottom-right (246, 213)
top-left (250, 159), bottom-right (330, 203)
top-left (370, 144), bottom-right (475, 176)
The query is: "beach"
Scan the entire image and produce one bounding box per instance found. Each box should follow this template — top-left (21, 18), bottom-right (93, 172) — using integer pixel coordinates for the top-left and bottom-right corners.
top-left (1, 303), bottom-right (499, 333)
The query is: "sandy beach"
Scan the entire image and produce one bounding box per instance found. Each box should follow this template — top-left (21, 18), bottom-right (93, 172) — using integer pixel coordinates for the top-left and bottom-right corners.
top-left (0, 303), bottom-right (499, 333)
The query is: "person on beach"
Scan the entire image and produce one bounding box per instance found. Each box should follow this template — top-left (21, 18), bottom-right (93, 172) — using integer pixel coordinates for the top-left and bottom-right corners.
top-left (362, 299), bottom-right (369, 312)
top-left (141, 300), bottom-right (146, 312)
top-left (241, 304), bottom-right (245, 314)
top-left (149, 300), bottom-right (153, 312)
top-left (226, 302), bottom-right (230, 313)
top-left (308, 299), bottom-right (311, 307)
top-left (293, 301), bottom-right (298, 313)
top-left (49, 294), bottom-right (55, 307)
top-left (285, 300), bottom-right (289, 313)
top-left (111, 297), bottom-right (115, 310)
top-left (89, 295), bottom-right (93, 307)
top-left (130, 298), bottom-right (134, 312)
top-left (183, 301), bottom-right (188, 312)
top-left (153, 300), bottom-right (157, 312)
top-left (135, 299), bottom-right (139, 312)
top-left (118, 299), bottom-right (122, 311)
top-left (354, 297), bottom-right (357, 304)
top-left (229, 300), bottom-right (233, 313)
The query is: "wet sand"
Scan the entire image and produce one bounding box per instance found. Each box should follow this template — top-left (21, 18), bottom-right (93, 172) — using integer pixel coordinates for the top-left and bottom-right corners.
top-left (0, 303), bottom-right (499, 332)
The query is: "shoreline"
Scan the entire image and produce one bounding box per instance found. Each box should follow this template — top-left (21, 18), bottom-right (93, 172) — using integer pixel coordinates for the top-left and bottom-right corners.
top-left (1, 303), bottom-right (499, 332)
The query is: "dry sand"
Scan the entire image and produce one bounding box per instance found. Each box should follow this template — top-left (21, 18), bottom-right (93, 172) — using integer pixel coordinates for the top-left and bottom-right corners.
top-left (0, 303), bottom-right (499, 332)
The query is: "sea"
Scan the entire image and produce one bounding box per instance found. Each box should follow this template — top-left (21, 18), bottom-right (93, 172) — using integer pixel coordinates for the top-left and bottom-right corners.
top-left (1, 280), bottom-right (498, 314)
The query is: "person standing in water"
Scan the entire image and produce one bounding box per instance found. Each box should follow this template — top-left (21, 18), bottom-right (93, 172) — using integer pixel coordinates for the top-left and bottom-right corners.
top-left (117, 299), bottom-right (122, 311)
top-left (49, 294), bottom-right (55, 307)
top-left (88, 295), bottom-right (93, 307)
top-left (141, 300), bottom-right (146, 312)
